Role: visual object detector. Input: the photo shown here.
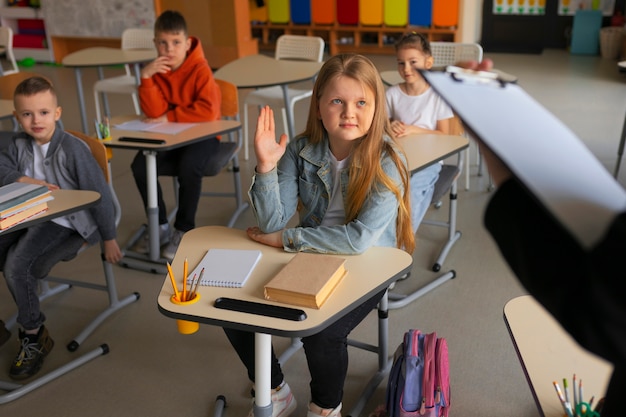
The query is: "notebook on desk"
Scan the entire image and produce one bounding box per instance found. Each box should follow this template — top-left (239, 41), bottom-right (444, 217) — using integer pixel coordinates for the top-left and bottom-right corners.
top-left (186, 248), bottom-right (263, 288)
top-left (421, 67), bottom-right (626, 249)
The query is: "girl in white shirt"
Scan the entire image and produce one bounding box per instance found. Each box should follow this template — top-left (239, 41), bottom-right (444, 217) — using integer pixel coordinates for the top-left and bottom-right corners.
top-left (385, 32), bottom-right (454, 233)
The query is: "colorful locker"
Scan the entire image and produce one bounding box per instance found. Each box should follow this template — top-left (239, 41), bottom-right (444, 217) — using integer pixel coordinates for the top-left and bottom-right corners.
top-left (249, 0), bottom-right (268, 23)
top-left (409, 0), bottom-right (431, 27)
top-left (312, 0), bottom-right (334, 24)
top-left (337, 0), bottom-right (359, 25)
top-left (291, 0), bottom-right (311, 24)
top-left (384, 0), bottom-right (408, 27)
top-left (432, 0), bottom-right (458, 28)
top-left (268, 0), bottom-right (290, 24)
top-left (359, 0), bottom-right (383, 26)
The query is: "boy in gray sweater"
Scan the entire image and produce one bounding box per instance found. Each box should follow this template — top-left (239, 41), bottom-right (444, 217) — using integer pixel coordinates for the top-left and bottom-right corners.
top-left (0, 76), bottom-right (121, 380)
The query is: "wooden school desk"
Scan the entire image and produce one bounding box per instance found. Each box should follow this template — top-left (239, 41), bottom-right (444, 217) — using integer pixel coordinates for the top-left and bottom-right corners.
top-left (214, 54), bottom-right (323, 139)
top-left (157, 226), bottom-right (413, 417)
top-left (62, 47), bottom-right (157, 133)
top-left (0, 189), bottom-right (127, 403)
top-left (504, 295), bottom-right (613, 417)
top-left (107, 116), bottom-right (241, 273)
top-left (387, 133), bottom-right (468, 310)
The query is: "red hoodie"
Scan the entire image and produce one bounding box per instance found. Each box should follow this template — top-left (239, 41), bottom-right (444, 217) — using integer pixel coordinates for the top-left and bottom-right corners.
top-left (138, 36), bottom-right (221, 123)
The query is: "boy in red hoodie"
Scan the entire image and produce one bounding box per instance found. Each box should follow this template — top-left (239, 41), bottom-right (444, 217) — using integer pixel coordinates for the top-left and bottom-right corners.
top-left (131, 10), bottom-right (221, 260)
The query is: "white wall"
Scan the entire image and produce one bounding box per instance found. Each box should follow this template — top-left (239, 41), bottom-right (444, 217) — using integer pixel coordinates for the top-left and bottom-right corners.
top-left (43, 0), bottom-right (155, 37)
top-left (460, 0), bottom-right (483, 43)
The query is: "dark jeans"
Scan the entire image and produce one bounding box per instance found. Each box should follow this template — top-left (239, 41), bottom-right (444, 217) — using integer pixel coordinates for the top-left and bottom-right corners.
top-left (131, 137), bottom-right (219, 232)
top-left (0, 222), bottom-right (85, 330)
top-left (223, 289), bottom-right (385, 409)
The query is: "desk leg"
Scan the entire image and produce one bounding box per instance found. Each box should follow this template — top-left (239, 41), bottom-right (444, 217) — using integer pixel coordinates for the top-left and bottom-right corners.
top-left (145, 150), bottom-right (161, 261)
top-left (74, 68), bottom-right (88, 134)
top-left (96, 66), bottom-right (111, 119)
top-left (614, 111), bottom-right (626, 178)
top-left (253, 333), bottom-right (273, 417)
top-left (281, 85), bottom-right (295, 139)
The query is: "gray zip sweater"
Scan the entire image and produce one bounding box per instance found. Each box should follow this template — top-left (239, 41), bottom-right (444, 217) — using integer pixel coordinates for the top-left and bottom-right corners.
top-left (0, 128), bottom-right (116, 244)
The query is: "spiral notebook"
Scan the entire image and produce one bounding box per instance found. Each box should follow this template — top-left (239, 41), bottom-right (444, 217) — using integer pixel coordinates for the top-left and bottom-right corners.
top-left (186, 249), bottom-right (263, 288)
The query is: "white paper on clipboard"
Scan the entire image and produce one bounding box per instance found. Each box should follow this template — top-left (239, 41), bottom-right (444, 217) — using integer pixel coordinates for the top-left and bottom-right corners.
top-left (421, 68), bottom-right (626, 249)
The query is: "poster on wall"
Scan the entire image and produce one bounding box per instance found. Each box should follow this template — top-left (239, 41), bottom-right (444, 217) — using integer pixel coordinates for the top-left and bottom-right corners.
top-left (557, 0), bottom-right (615, 15)
top-left (493, 0), bottom-right (547, 15)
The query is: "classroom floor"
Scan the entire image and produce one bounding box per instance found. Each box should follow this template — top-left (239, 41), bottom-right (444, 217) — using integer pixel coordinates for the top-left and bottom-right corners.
top-left (0, 49), bottom-right (624, 417)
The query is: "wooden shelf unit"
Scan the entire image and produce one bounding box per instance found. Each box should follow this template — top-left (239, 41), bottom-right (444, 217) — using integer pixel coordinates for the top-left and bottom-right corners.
top-left (0, 5), bottom-right (54, 62)
top-left (251, 22), bottom-right (458, 55)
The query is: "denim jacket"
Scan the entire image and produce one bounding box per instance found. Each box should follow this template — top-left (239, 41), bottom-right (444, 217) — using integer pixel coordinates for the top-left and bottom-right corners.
top-left (249, 135), bottom-right (404, 254)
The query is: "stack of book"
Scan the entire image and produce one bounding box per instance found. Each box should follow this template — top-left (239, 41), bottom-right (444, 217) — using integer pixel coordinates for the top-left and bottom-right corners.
top-left (0, 183), bottom-right (52, 230)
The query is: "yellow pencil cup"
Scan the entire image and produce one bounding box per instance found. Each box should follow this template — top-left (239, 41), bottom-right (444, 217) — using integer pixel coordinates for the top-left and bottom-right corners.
top-left (170, 293), bottom-right (201, 334)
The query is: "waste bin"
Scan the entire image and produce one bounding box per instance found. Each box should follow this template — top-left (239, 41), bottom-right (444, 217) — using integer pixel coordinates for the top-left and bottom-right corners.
top-left (599, 26), bottom-right (625, 59)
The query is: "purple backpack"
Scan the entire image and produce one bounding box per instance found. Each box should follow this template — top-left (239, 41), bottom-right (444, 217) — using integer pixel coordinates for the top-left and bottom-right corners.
top-left (385, 329), bottom-right (450, 417)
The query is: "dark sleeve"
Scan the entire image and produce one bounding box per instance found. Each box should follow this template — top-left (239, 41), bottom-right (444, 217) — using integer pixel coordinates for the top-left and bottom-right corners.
top-left (484, 179), bottom-right (626, 368)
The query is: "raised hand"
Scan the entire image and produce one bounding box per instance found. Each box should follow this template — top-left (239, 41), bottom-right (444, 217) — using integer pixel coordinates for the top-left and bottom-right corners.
top-left (254, 106), bottom-right (288, 174)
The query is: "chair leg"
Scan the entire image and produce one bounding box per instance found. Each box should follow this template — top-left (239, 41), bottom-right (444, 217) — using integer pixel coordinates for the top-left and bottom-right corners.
top-left (94, 89), bottom-right (102, 124)
top-left (131, 93), bottom-right (140, 115)
top-left (243, 103), bottom-right (250, 161)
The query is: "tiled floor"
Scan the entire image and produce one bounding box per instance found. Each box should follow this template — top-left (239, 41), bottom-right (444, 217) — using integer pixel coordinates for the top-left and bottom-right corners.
top-left (0, 49), bottom-right (624, 417)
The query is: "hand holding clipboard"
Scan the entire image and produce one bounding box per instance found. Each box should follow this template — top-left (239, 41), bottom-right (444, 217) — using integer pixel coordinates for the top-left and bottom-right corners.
top-left (420, 66), bottom-right (626, 249)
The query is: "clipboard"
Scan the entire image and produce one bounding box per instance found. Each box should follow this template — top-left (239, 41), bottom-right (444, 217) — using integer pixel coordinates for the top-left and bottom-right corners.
top-left (421, 67), bottom-right (626, 249)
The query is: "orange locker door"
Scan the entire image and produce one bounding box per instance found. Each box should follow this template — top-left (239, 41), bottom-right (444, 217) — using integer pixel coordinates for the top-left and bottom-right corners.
top-left (312, 0), bottom-right (334, 24)
top-left (359, 0), bottom-right (383, 26)
top-left (432, 0), bottom-right (458, 27)
top-left (249, 0), bottom-right (268, 22)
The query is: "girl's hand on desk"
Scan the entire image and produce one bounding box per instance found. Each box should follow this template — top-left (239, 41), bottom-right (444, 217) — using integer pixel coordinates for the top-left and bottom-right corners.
top-left (247, 226), bottom-right (284, 248)
top-left (254, 106), bottom-right (288, 174)
top-left (103, 239), bottom-right (123, 264)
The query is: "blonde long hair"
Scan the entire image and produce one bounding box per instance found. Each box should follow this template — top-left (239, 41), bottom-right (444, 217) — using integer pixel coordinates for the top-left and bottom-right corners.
top-left (300, 54), bottom-right (414, 253)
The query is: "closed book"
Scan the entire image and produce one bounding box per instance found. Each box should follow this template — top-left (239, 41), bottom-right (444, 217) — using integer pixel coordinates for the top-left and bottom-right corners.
top-left (0, 183), bottom-right (49, 212)
top-left (186, 249), bottom-right (263, 288)
top-left (0, 202), bottom-right (48, 230)
top-left (0, 192), bottom-right (53, 218)
top-left (264, 253), bottom-right (347, 309)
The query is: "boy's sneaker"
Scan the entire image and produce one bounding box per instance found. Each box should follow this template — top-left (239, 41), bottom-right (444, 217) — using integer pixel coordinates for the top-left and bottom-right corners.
top-left (0, 320), bottom-right (10, 347)
top-left (307, 403), bottom-right (342, 417)
top-left (161, 229), bottom-right (185, 261)
top-left (131, 223), bottom-right (170, 254)
top-left (247, 381), bottom-right (297, 417)
top-left (9, 325), bottom-right (54, 380)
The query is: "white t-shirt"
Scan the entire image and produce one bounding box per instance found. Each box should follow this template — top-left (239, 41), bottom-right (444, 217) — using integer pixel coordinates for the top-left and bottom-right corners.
top-left (321, 150), bottom-right (349, 227)
top-left (385, 84), bottom-right (453, 130)
top-left (26, 142), bottom-right (73, 229)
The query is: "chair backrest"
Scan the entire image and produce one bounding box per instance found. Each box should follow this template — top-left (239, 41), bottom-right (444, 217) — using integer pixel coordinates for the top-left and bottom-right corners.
top-left (0, 71), bottom-right (44, 100)
top-left (430, 42), bottom-right (483, 68)
top-left (121, 28), bottom-right (154, 50)
top-left (215, 78), bottom-right (239, 120)
top-left (275, 35), bottom-right (325, 62)
top-left (0, 26), bottom-right (13, 51)
top-left (66, 130), bottom-right (109, 182)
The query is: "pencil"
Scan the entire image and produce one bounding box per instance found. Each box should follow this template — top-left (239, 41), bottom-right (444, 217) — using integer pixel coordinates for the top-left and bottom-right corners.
top-left (166, 262), bottom-right (180, 301)
top-left (183, 258), bottom-right (188, 301)
top-left (553, 381), bottom-right (573, 417)
top-left (188, 273), bottom-right (198, 298)
top-left (191, 267), bottom-right (204, 298)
